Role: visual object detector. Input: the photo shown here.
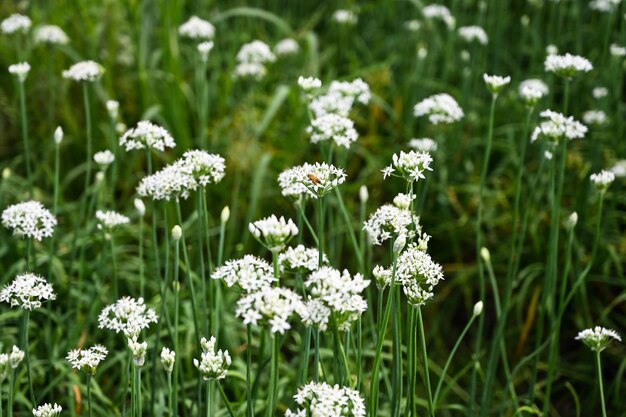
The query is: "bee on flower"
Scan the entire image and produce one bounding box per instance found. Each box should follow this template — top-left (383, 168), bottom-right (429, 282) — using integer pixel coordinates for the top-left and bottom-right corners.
top-left (278, 162), bottom-right (346, 199)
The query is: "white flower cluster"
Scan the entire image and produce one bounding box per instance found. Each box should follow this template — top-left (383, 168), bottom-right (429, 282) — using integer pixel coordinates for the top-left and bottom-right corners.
top-left (179, 149), bottom-right (226, 186)
top-left (530, 110), bottom-right (587, 144)
top-left (408, 138), bottom-right (438, 152)
top-left (544, 53), bottom-right (593, 77)
top-left (576, 326), bottom-right (621, 352)
top-left (127, 337), bottom-right (147, 366)
top-left (275, 38), bottom-right (300, 56)
top-left (8, 62), bottom-right (30, 82)
top-left (307, 113), bottom-right (359, 148)
top-left (213, 255), bottom-right (277, 292)
top-left (393, 193), bottom-right (415, 210)
top-left (457, 25), bottom-right (488, 44)
top-left (589, 0), bottom-right (622, 12)
top-left (1, 273), bottom-right (55, 310)
top-left (610, 43), bottom-right (626, 57)
top-left (382, 150), bottom-right (433, 182)
top-left (32, 403), bottom-right (62, 417)
top-left (590, 170), bottom-right (615, 191)
top-left (94, 150), bottom-right (115, 168)
top-left (278, 162), bottom-right (346, 199)
top-left (236, 286), bottom-right (303, 334)
top-left (119, 121), bottom-right (176, 152)
top-left (198, 41), bottom-right (214, 61)
top-left (422, 4), bottom-right (455, 28)
top-left (582, 110), bottom-right (608, 125)
top-left (1, 14), bottom-right (32, 34)
top-left (96, 210), bottom-right (129, 230)
top-left (363, 199), bottom-right (429, 246)
top-left (194, 336), bottom-right (231, 380)
top-left (610, 160), bottom-right (626, 177)
top-left (297, 76), bottom-right (322, 93)
top-left (6, 346), bottom-right (25, 369)
top-left (333, 10), bottom-right (358, 25)
top-left (395, 243), bottom-right (444, 306)
top-left (279, 245), bottom-right (328, 273)
top-left (179, 16), bottom-right (215, 40)
top-left (249, 215), bottom-right (299, 253)
top-left (161, 347), bottom-right (175, 373)
top-left (34, 25), bottom-right (69, 44)
top-left (483, 74), bottom-right (511, 94)
top-left (301, 267), bottom-right (369, 331)
top-left (593, 87), bottom-right (608, 99)
top-left (98, 297), bottom-right (158, 338)
top-left (234, 40), bottom-right (275, 80)
top-left (285, 382), bottom-right (366, 417)
top-left (2, 201), bottom-right (57, 241)
top-left (67, 345), bottom-right (108, 375)
top-left (63, 60), bottom-right (104, 82)
top-left (414, 93), bottom-right (464, 124)
top-left (519, 79), bottom-right (549, 106)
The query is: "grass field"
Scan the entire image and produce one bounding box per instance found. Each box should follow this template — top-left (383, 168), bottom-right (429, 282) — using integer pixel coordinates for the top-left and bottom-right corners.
top-left (0, 1), bottom-right (625, 416)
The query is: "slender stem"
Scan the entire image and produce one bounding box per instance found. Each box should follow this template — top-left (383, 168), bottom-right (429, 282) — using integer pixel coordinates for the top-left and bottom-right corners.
top-left (314, 328), bottom-right (321, 381)
top-left (217, 383), bottom-right (236, 417)
top-left (173, 238), bottom-right (180, 417)
top-left (87, 374), bottom-right (93, 417)
top-left (596, 352), bottom-right (608, 417)
top-left (246, 324), bottom-right (253, 417)
top-left (26, 237), bottom-right (32, 271)
top-left (8, 366), bottom-right (15, 417)
top-left (406, 307), bottom-right (417, 417)
top-left (206, 381), bottom-right (212, 417)
top-left (22, 310), bottom-right (34, 405)
top-left (137, 367), bottom-right (142, 417)
top-left (356, 317), bottom-right (363, 391)
top-left (417, 307), bottom-right (434, 417)
top-left (197, 192), bottom-right (208, 334)
top-left (18, 80), bottom-right (32, 195)
top-left (318, 197), bottom-right (324, 265)
top-left (333, 188), bottom-right (365, 272)
top-left (53, 142), bottom-right (61, 214)
top-left (83, 84), bottom-right (93, 216)
top-left (110, 235), bottom-right (118, 298)
top-left (168, 372), bottom-right (173, 417)
top-left (391, 286), bottom-right (402, 417)
top-left (266, 333), bottom-right (279, 417)
top-left (139, 219), bottom-right (145, 297)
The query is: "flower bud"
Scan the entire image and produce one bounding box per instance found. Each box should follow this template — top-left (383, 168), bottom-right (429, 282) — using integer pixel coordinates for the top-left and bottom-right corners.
top-left (171, 225), bottom-right (182, 241)
top-left (480, 247), bottom-right (490, 263)
top-left (9, 346), bottom-right (24, 369)
top-left (95, 171), bottom-right (105, 183)
top-left (134, 198), bottom-right (146, 217)
top-left (393, 233), bottom-right (406, 256)
top-left (473, 301), bottom-right (484, 317)
top-left (359, 185), bottom-right (368, 203)
top-left (54, 126), bottom-right (63, 144)
top-left (567, 212), bottom-right (578, 229)
top-left (106, 100), bottom-right (119, 119)
top-left (2, 168), bottom-right (11, 179)
top-left (221, 206), bottom-right (230, 224)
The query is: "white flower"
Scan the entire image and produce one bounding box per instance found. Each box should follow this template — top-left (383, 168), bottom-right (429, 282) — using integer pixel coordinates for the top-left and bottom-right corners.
top-left (414, 93), bottom-right (464, 124)
top-left (8, 346), bottom-right (24, 369)
top-left (396, 243), bottom-right (444, 307)
top-left (309, 92), bottom-right (354, 118)
top-left (393, 193), bottom-right (415, 210)
top-left (333, 10), bottom-right (358, 25)
top-left (297, 76), bottom-right (322, 93)
top-left (610, 160), bottom-right (626, 177)
top-left (179, 149), bottom-right (226, 186)
top-left (530, 110), bottom-right (587, 144)
top-left (590, 170), bottom-right (615, 191)
top-left (546, 44), bottom-right (558, 55)
top-left (422, 4), bottom-right (455, 28)
top-left (198, 41), bottom-right (214, 62)
top-left (592, 87), bottom-right (609, 99)
top-left (458, 25), bottom-right (488, 44)
top-left (33, 403), bottom-right (62, 417)
top-left (285, 382), bottom-right (366, 417)
top-left (179, 16), bottom-right (215, 40)
top-left (54, 126), bottom-right (64, 144)
top-left (106, 100), bottom-right (119, 119)
top-left (589, 0), bottom-right (622, 12)
top-left (544, 53), bottom-right (592, 77)
top-left (127, 337), bottom-right (147, 367)
top-left (67, 345), bottom-right (108, 375)
top-left (363, 203), bottom-right (429, 246)
top-left (221, 206), bottom-right (230, 223)
top-left (328, 79), bottom-right (371, 105)
top-left (483, 73), bottom-right (511, 94)
top-left (576, 326), bottom-right (621, 352)
top-left (194, 336), bottom-right (231, 380)
top-left (405, 20), bottom-right (422, 32)
top-left (1, 14), bottom-right (31, 34)
top-left (94, 150), bottom-right (115, 168)
top-left (98, 297), bottom-right (158, 338)
top-left (473, 301), bottom-right (484, 317)
top-left (249, 215), bottom-right (298, 253)
top-left (161, 347), bottom-right (175, 373)
top-left (307, 113), bottom-right (359, 148)
top-left (119, 121), bottom-right (176, 152)
top-left (134, 198), bottom-right (146, 216)
top-left (236, 287), bottom-right (303, 334)
top-left (213, 255), bottom-right (276, 293)
top-left (382, 150), bottom-right (434, 182)
top-left (359, 185), bottom-right (368, 203)
top-left (34, 25), bottom-right (69, 45)
top-left (8, 62), bottom-right (31, 82)
top-left (237, 40), bottom-right (276, 65)
top-left (96, 210), bottom-right (129, 230)
top-left (0, 353), bottom-right (8, 380)
top-left (408, 138), bottom-right (438, 152)
top-left (1, 273), bottom-right (56, 310)
top-left (279, 245), bottom-right (329, 273)
top-left (610, 43), bottom-right (626, 57)
top-left (278, 162), bottom-right (346, 199)
top-left (234, 62), bottom-right (267, 79)
top-left (275, 38), bottom-right (299, 56)
top-left (519, 79), bottom-right (549, 105)
top-left (63, 60), bottom-right (104, 82)
top-left (583, 110), bottom-right (608, 125)
top-left (2, 201), bottom-right (57, 241)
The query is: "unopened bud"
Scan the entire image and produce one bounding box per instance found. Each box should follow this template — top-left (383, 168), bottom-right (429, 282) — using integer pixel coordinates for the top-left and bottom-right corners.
top-left (221, 206), bottom-right (230, 224)
top-left (106, 100), bottom-right (119, 119)
top-left (480, 247), bottom-right (490, 263)
top-left (473, 301), bottom-right (484, 317)
top-left (393, 233), bottom-right (406, 256)
top-left (359, 185), bottom-right (368, 203)
top-left (568, 212), bottom-right (578, 229)
top-left (54, 126), bottom-right (63, 144)
top-left (172, 225), bottom-right (182, 241)
top-left (2, 168), bottom-right (11, 179)
top-left (134, 198), bottom-right (146, 216)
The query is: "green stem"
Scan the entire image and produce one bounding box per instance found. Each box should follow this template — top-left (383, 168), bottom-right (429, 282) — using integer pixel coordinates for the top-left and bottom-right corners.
top-left (139, 219), bottom-right (145, 297)
top-left (333, 188), bottom-right (365, 272)
top-left (266, 333), bottom-right (279, 417)
top-left (217, 382), bottom-right (236, 417)
top-left (391, 286), bottom-right (402, 417)
top-left (7, 367), bottom-right (15, 417)
top-left (83, 84), bottom-right (93, 218)
top-left (26, 237), bottom-right (32, 271)
top-left (168, 371), bottom-right (173, 417)
top-left (314, 327), bottom-right (321, 381)
top-left (173, 238), bottom-right (180, 417)
top-left (206, 381), bottom-right (212, 417)
top-left (18, 80), bottom-right (32, 195)
top-left (53, 141), bottom-right (60, 214)
top-left (417, 307), bottom-right (434, 417)
top-left (110, 235), bottom-right (118, 299)
top-left (197, 191), bottom-right (208, 334)
top-left (318, 197), bottom-right (324, 265)
top-left (246, 324), bottom-right (253, 417)
top-left (406, 306), bottom-right (417, 417)
top-left (87, 374), bottom-right (93, 417)
top-left (596, 352), bottom-right (607, 417)
top-left (22, 310), bottom-right (34, 405)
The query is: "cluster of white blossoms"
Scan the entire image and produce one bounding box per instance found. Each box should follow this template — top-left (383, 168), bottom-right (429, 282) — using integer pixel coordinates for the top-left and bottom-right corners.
top-left (483, 74), bottom-right (511, 94)
top-left (94, 150), bottom-right (115, 168)
top-left (8, 62), bottom-right (31, 82)
top-left (519, 79), bottom-right (549, 106)
top-left (414, 93), bottom-right (464, 124)
top-left (544, 53), bottom-right (593, 77)
top-left (301, 267), bottom-right (369, 331)
top-left (307, 113), bottom-right (359, 148)
top-left (589, 0), bottom-right (622, 12)
top-left (179, 149), bottom-right (226, 186)
top-left (1, 346), bottom-right (25, 372)
top-left (285, 382), bottom-right (366, 417)
top-left (2, 201), bottom-right (56, 241)
top-left (279, 244), bottom-right (328, 273)
top-left (274, 38), bottom-right (300, 56)
top-left (592, 86), bottom-right (608, 99)
top-left (297, 76), bottom-right (322, 94)
top-left (363, 199), bottom-right (429, 246)
top-left (1, 14), bottom-right (32, 34)
top-left (67, 345), bottom-right (108, 375)
top-left (530, 110), bottom-right (587, 144)
top-left (96, 210), bottom-right (129, 230)
top-left (198, 41), bottom-right (214, 62)
top-left (234, 40), bottom-right (276, 79)
top-left (32, 403), bottom-right (62, 417)
top-left (457, 25), bottom-right (488, 45)
top-left (194, 336), bottom-right (231, 380)
top-left (582, 110), bottom-right (608, 125)
top-left (127, 337), bottom-right (147, 366)
top-left (98, 297), bottom-right (158, 338)
top-left (62, 60), bottom-right (104, 82)
top-left (332, 9), bottom-right (358, 25)
top-left (408, 137), bottom-right (438, 152)
top-left (278, 162), bottom-right (346, 199)
top-left (382, 150), bottom-right (434, 182)
top-left (213, 255), bottom-right (276, 292)
top-left (576, 326), bottom-right (621, 352)
top-left (1, 273), bottom-right (56, 310)
top-left (395, 243), bottom-right (444, 306)
top-left (610, 43), bottom-right (626, 57)
top-left (422, 4), bottom-right (455, 28)
top-left (249, 215), bottom-right (299, 253)
top-left (610, 160), bottom-right (626, 177)
top-left (235, 286), bottom-right (303, 334)
top-left (160, 347), bottom-right (175, 373)
top-left (590, 170), bottom-right (615, 191)
top-left (119, 121), bottom-right (176, 152)
top-left (179, 16), bottom-right (215, 40)
top-left (34, 25), bottom-right (69, 45)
